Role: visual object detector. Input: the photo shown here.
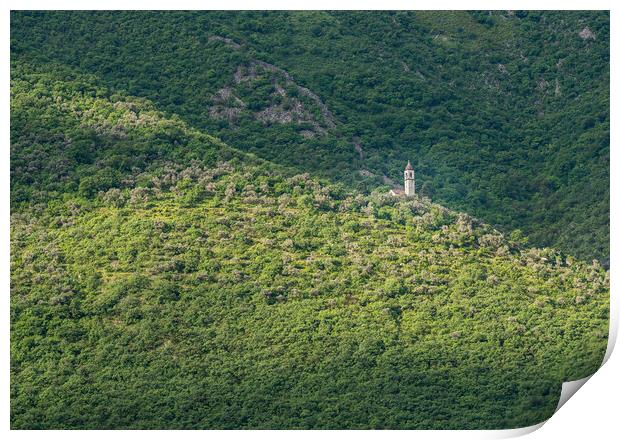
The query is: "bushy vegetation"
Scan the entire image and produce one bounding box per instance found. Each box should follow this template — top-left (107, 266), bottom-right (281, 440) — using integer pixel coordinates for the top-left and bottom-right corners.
top-left (11, 10), bottom-right (609, 263)
top-left (10, 59), bottom-right (608, 429)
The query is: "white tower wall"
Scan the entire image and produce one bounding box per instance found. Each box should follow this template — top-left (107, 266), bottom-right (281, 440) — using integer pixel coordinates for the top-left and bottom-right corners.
top-left (404, 168), bottom-right (415, 196)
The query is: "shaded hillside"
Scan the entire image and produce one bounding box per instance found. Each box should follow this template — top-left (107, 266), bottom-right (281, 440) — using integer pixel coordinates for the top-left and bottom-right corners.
top-left (10, 11), bottom-right (610, 263)
top-left (10, 58), bottom-right (609, 429)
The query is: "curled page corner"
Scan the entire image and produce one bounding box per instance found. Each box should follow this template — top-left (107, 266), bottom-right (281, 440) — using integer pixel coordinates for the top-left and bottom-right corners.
top-left (555, 375), bottom-right (593, 412)
top-left (491, 375), bottom-right (598, 439)
top-left (495, 305), bottom-right (617, 439)
top-left (553, 311), bottom-right (617, 414)
top-left (549, 306), bottom-right (618, 421)
top-left (491, 421), bottom-right (546, 439)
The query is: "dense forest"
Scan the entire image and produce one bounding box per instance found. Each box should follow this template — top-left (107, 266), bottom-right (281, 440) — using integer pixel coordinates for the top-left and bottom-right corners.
top-left (11, 11), bottom-right (610, 263)
top-left (10, 11), bottom-right (609, 430)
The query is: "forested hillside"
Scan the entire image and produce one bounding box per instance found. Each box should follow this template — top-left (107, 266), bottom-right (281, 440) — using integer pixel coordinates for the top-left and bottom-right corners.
top-left (11, 11), bottom-right (609, 263)
top-left (10, 57), bottom-right (609, 429)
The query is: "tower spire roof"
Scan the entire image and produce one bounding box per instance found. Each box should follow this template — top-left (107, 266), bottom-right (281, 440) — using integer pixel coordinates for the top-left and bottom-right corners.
top-left (405, 160), bottom-right (413, 170)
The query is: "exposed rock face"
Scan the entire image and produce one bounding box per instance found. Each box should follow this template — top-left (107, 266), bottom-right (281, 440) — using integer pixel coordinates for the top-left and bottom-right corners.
top-left (257, 100), bottom-right (313, 126)
top-left (537, 78), bottom-right (549, 91)
top-left (208, 35), bottom-right (242, 49)
top-left (382, 175), bottom-right (396, 186)
top-left (234, 64), bottom-right (260, 83)
top-left (354, 142), bottom-right (364, 160)
top-left (209, 58), bottom-right (336, 136)
top-left (358, 169), bottom-right (375, 178)
top-left (208, 87), bottom-right (246, 123)
top-left (579, 27), bottom-right (596, 40)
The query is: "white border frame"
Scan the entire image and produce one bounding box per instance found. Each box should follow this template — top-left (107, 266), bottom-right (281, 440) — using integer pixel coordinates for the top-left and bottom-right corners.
top-left (3, 2), bottom-right (617, 438)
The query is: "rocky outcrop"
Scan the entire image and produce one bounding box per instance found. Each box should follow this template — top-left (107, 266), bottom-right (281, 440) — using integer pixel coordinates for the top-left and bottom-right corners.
top-left (208, 35), bottom-right (242, 49)
top-left (209, 58), bottom-right (336, 136)
top-left (208, 87), bottom-right (246, 123)
top-left (579, 27), bottom-right (596, 40)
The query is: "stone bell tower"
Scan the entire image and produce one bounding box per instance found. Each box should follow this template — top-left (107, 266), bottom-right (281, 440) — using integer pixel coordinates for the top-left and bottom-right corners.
top-left (404, 161), bottom-right (415, 197)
